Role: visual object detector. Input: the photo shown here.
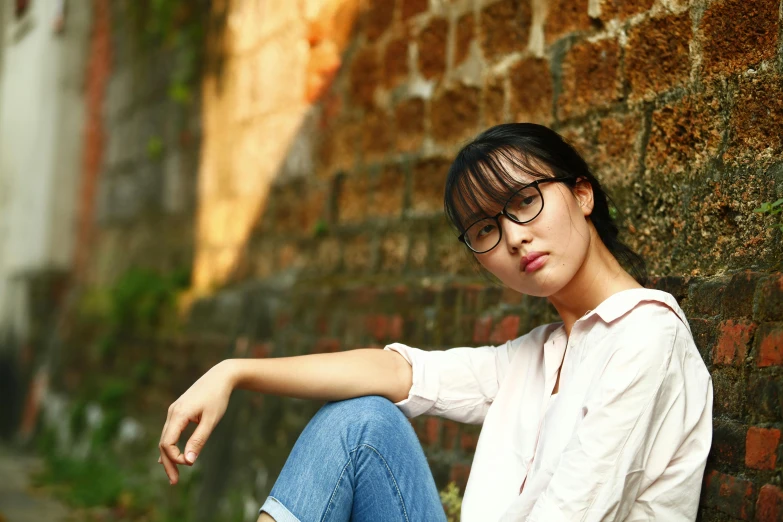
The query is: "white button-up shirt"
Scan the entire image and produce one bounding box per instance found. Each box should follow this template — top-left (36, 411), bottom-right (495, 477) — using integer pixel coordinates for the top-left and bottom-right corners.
top-left (385, 289), bottom-right (713, 521)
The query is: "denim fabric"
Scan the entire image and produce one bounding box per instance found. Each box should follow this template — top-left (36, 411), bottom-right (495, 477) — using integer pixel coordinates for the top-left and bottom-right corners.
top-left (259, 396), bottom-right (447, 522)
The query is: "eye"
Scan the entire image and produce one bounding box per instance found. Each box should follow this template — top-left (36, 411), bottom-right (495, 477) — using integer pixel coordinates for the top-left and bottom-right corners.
top-left (476, 223), bottom-right (496, 239)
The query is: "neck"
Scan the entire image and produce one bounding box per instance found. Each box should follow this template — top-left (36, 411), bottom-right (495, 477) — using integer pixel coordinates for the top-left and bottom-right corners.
top-left (548, 226), bottom-right (642, 336)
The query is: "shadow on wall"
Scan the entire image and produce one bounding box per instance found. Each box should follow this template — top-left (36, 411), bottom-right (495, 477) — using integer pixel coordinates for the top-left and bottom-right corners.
top-left (191, 0), bottom-right (363, 295)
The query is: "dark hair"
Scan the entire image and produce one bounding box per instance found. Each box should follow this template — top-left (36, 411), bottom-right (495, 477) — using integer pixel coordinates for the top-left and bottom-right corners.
top-left (443, 123), bottom-right (647, 285)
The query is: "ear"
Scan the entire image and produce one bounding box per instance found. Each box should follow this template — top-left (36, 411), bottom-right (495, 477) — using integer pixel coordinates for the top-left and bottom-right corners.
top-left (573, 177), bottom-right (594, 217)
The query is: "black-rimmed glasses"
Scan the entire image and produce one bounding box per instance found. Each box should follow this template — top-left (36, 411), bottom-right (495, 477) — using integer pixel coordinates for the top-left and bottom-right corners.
top-left (458, 177), bottom-right (573, 254)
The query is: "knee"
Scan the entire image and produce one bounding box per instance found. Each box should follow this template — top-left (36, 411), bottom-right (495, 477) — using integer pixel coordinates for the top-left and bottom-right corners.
top-left (313, 396), bottom-right (407, 439)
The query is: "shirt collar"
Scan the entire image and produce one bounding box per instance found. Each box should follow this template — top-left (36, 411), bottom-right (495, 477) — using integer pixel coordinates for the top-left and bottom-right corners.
top-left (581, 288), bottom-right (690, 331)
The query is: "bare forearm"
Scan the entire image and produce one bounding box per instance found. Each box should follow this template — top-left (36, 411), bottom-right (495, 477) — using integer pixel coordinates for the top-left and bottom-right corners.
top-left (223, 349), bottom-right (412, 403)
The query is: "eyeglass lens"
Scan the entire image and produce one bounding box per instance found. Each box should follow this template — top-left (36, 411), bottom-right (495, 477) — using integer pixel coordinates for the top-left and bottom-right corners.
top-left (464, 185), bottom-right (543, 253)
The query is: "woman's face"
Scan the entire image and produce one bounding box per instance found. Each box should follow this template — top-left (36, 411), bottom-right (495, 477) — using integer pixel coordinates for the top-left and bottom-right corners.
top-left (469, 169), bottom-right (595, 298)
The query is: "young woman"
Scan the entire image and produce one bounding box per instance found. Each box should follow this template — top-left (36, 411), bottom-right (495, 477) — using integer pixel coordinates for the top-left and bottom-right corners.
top-left (158, 124), bottom-right (713, 521)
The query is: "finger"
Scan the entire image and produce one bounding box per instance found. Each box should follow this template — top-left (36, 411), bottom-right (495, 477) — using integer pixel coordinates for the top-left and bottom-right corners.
top-left (157, 456), bottom-right (162, 464)
top-left (161, 413), bottom-right (190, 466)
top-left (184, 417), bottom-right (216, 464)
top-left (159, 447), bottom-right (179, 484)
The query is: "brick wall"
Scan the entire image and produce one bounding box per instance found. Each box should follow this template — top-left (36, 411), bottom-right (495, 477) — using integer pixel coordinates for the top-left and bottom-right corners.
top-left (55, 0), bottom-right (783, 520)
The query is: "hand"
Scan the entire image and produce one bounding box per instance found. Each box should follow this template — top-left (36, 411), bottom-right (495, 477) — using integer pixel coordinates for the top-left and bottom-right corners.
top-left (158, 360), bottom-right (235, 484)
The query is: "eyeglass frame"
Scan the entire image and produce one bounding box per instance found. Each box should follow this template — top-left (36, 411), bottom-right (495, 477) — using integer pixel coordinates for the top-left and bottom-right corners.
top-left (457, 176), bottom-right (574, 254)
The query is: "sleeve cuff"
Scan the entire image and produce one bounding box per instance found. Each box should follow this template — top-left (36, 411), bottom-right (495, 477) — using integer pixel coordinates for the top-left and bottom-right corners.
top-left (384, 343), bottom-right (439, 418)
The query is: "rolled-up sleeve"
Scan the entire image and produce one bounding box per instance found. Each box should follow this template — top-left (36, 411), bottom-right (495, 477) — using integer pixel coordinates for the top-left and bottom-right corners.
top-left (522, 316), bottom-right (712, 522)
top-left (384, 342), bottom-right (510, 424)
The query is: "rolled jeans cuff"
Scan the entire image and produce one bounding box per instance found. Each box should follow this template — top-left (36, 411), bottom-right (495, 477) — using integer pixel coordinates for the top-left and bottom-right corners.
top-left (259, 496), bottom-right (301, 522)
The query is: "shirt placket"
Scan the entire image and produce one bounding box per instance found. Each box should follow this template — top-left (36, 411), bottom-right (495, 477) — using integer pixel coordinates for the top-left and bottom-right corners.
top-left (519, 332), bottom-right (570, 494)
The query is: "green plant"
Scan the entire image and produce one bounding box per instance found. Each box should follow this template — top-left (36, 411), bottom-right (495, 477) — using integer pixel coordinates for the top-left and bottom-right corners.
top-left (439, 481), bottom-right (463, 522)
top-left (754, 198), bottom-right (783, 233)
top-left (146, 135), bottom-right (164, 159)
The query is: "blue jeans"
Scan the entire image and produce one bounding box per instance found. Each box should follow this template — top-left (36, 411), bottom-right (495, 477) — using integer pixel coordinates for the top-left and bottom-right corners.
top-left (259, 396), bottom-right (447, 522)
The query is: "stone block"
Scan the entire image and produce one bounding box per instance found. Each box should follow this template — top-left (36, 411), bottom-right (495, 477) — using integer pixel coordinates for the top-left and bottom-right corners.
top-left (757, 322), bottom-right (783, 368)
top-left (401, 0), bottom-right (429, 21)
top-left (709, 418), bottom-right (746, 468)
top-left (712, 366), bottom-right (745, 419)
top-left (480, 0), bottom-right (532, 61)
top-left (350, 47), bottom-right (381, 107)
top-left (384, 36), bottom-right (409, 88)
top-left (755, 274), bottom-right (783, 323)
top-left (342, 234), bottom-right (374, 273)
top-left (722, 271), bottom-right (762, 319)
top-left (395, 98), bottom-right (426, 152)
top-left (726, 73), bottom-right (783, 165)
top-left (756, 484), bottom-right (783, 522)
top-left (593, 112), bottom-right (642, 188)
top-left (361, 108), bottom-right (394, 160)
top-left (320, 119), bottom-right (362, 172)
top-left (745, 426), bottom-right (780, 470)
top-left (626, 12), bottom-right (691, 102)
top-left (455, 13), bottom-right (475, 67)
top-left (701, 470), bottom-right (756, 520)
top-left (713, 319), bottom-right (756, 366)
top-left (483, 74), bottom-right (507, 127)
top-left (701, 0), bottom-right (779, 79)
top-left (363, 0), bottom-right (395, 41)
top-left (545, 0), bottom-right (591, 43)
top-left (431, 85), bottom-right (480, 143)
top-left (558, 37), bottom-right (622, 119)
top-left (646, 87), bottom-right (724, 178)
top-left (418, 17), bottom-right (449, 80)
top-left (337, 174), bottom-right (369, 224)
top-left (379, 232), bottom-right (409, 272)
top-left (369, 165), bottom-right (406, 218)
top-left (411, 157), bottom-right (452, 215)
top-left (747, 370), bottom-right (782, 422)
top-left (599, 0), bottom-right (655, 22)
top-left (509, 57), bottom-right (553, 124)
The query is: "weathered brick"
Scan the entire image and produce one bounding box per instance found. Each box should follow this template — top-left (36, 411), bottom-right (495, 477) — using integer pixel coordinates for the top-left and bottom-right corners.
top-left (714, 319), bottom-right (756, 366)
top-left (425, 416), bottom-right (441, 445)
top-left (394, 97), bottom-right (426, 152)
top-left (558, 37), bottom-right (622, 119)
top-left (690, 317), bottom-right (717, 363)
top-left (343, 234), bottom-right (373, 273)
top-left (726, 74), bottom-right (783, 164)
top-left (687, 278), bottom-right (727, 318)
top-left (480, 0), bottom-right (531, 61)
top-left (431, 85), bottom-right (480, 143)
top-left (443, 420), bottom-right (459, 450)
top-left (600, 0), bottom-right (655, 21)
top-left (544, 0), bottom-right (591, 43)
top-left (460, 429), bottom-right (479, 452)
top-left (350, 47), bottom-right (381, 107)
top-left (626, 12), bottom-right (691, 101)
top-left (701, 470), bottom-right (756, 520)
top-left (401, 0), bottom-right (428, 21)
top-left (713, 367), bottom-right (746, 419)
top-left (483, 75), bottom-right (507, 127)
top-left (646, 88), bottom-right (723, 177)
top-left (314, 338), bottom-right (341, 353)
top-left (455, 13), bottom-right (474, 66)
top-left (722, 271), bottom-right (762, 319)
top-left (755, 274), bottom-right (783, 323)
top-left (745, 426), bottom-right (780, 470)
top-left (757, 323), bottom-right (783, 368)
top-left (362, 107), bottom-right (394, 159)
top-left (369, 165), bottom-right (406, 218)
top-left (709, 419), bottom-right (746, 468)
top-left (380, 233), bottom-right (409, 272)
top-left (473, 316), bottom-right (493, 344)
top-left (337, 174), bottom-right (369, 223)
top-left (593, 112), bottom-right (642, 188)
top-left (320, 119), bottom-right (361, 172)
top-left (490, 315), bottom-right (520, 344)
top-left (384, 36), bottom-right (409, 88)
top-left (363, 0), bottom-right (396, 41)
top-left (418, 17), bottom-right (448, 80)
top-left (433, 227), bottom-right (473, 275)
top-left (748, 371), bottom-right (782, 422)
top-left (449, 462), bottom-right (471, 491)
top-left (701, 0), bottom-right (779, 79)
top-left (509, 57), bottom-right (553, 124)
top-left (411, 157), bottom-right (450, 214)
top-left (315, 238), bottom-right (342, 274)
top-left (756, 484), bottom-right (783, 522)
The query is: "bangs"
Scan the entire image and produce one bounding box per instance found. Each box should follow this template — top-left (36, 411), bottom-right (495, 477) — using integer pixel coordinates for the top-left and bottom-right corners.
top-left (445, 146), bottom-right (552, 231)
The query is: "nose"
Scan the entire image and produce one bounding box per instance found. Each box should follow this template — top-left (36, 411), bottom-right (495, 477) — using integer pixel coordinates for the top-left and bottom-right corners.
top-left (499, 214), bottom-right (531, 253)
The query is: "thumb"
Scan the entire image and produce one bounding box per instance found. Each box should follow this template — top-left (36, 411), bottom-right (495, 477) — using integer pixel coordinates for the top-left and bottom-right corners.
top-left (184, 419), bottom-right (214, 464)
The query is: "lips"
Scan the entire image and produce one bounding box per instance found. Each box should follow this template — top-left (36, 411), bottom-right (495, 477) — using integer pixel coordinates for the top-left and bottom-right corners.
top-left (520, 252), bottom-right (548, 273)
